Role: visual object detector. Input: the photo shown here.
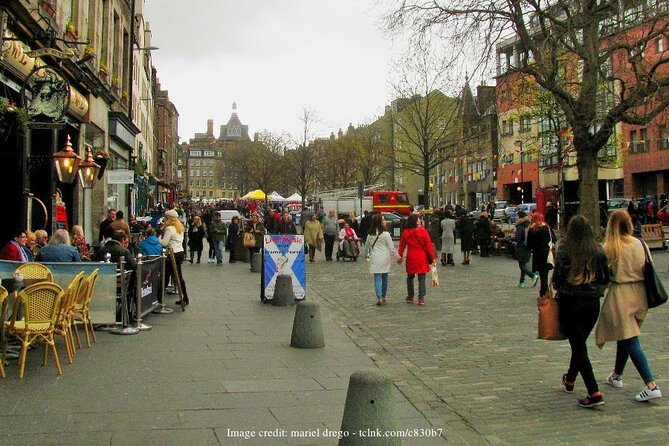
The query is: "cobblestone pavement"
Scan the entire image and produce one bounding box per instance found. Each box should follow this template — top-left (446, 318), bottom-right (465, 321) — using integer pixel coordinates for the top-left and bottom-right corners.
top-left (307, 243), bottom-right (669, 445)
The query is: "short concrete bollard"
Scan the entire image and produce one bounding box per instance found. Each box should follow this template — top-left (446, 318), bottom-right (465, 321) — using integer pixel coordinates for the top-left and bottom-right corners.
top-left (290, 301), bottom-right (324, 348)
top-left (339, 369), bottom-right (400, 446)
top-left (272, 274), bottom-right (295, 306)
top-left (250, 252), bottom-right (261, 273)
top-left (236, 238), bottom-right (250, 263)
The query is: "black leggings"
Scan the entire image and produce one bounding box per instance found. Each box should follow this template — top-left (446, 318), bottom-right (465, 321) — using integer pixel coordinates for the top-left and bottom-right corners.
top-left (558, 294), bottom-right (600, 395)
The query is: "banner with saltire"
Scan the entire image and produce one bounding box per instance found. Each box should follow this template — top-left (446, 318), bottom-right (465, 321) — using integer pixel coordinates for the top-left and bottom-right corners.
top-left (262, 234), bottom-right (306, 300)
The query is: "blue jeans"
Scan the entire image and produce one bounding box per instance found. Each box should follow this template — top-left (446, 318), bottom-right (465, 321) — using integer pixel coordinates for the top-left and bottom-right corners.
top-left (374, 273), bottom-right (388, 298)
top-left (614, 337), bottom-right (655, 384)
top-left (213, 240), bottom-right (224, 263)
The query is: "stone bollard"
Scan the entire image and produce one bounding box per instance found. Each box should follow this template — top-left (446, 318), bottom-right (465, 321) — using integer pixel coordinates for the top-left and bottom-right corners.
top-left (250, 252), bottom-right (262, 273)
top-left (339, 369), bottom-right (401, 446)
top-left (290, 301), bottom-right (324, 348)
top-left (236, 238), bottom-right (250, 263)
top-left (272, 274), bottom-right (295, 306)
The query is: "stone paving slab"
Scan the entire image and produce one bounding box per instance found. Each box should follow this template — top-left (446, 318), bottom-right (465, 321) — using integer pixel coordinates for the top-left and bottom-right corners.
top-left (0, 255), bottom-right (447, 445)
top-left (308, 242), bottom-right (669, 445)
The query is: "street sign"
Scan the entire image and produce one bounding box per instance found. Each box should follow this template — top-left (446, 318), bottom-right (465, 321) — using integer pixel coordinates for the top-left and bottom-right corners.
top-left (107, 169), bottom-right (135, 184)
top-left (26, 48), bottom-right (75, 59)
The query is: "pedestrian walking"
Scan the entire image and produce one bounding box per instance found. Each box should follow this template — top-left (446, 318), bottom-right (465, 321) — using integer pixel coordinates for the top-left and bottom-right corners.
top-left (440, 211), bottom-right (455, 266)
top-left (303, 213), bottom-right (324, 263)
top-left (208, 211), bottom-right (226, 265)
top-left (595, 209), bottom-right (662, 403)
top-left (226, 216), bottom-right (240, 263)
top-left (187, 215), bottom-right (206, 263)
top-left (365, 214), bottom-right (395, 306)
top-left (244, 212), bottom-right (267, 268)
top-left (397, 214), bottom-right (435, 306)
top-left (321, 209), bottom-right (338, 261)
top-left (553, 215), bottom-right (610, 408)
top-left (359, 210), bottom-right (372, 245)
top-left (513, 211), bottom-right (538, 288)
top-left (527, 212), bottom-right (555, 298)
top-left (456, 212), bottom-right (474, 265)
top-left (476, 212), bottom-right (492, 257)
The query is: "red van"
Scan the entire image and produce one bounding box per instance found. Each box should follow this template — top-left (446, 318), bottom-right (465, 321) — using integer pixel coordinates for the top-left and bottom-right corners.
top-left (369, 191), bottom-right (413, 216)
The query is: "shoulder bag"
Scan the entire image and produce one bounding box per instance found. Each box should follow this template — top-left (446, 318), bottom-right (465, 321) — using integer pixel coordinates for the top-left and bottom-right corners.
top-left (243, 231), bottom-right (256, 248)
top-left (641, 240), bottom-right (668, 308)
top-left (411, 230), bottom-right (433, 264)
top-left (537, 285), bottom-right (565, 340)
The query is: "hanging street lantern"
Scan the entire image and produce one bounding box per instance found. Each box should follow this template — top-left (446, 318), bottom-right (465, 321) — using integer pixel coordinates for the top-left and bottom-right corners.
top-left (53, 134), bottom-right (81, 183)
top-left (78, 146), bottom-right (101, 188)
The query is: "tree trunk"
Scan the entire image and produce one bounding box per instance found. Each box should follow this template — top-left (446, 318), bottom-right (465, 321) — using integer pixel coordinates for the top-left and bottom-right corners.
top-left (576, 147), bottom-right (600, 235)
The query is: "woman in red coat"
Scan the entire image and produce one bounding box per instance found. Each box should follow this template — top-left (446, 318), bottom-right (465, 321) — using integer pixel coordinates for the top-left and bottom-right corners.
top-left (398, 214), bottom-right (436, 305)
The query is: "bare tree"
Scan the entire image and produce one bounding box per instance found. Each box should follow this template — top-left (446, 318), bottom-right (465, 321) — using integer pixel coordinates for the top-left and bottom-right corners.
top-left (383, 0), bottom-right (669, 228)
top-left (251, 130), bottom-right (290, 202)
top-left (352, 123), bottom-right (391, 187)
top-left (389, 50), bottom-right (460, 204)
top-left (286, 106), bottom-right (320, 208)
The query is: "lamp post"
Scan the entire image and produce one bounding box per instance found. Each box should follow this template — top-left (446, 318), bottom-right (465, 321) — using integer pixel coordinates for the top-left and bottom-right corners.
top-left (514, 140), bottom-right (525, 204)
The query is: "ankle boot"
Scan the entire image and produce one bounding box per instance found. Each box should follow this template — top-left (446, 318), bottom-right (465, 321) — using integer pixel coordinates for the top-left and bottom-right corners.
top-left (447, 254), bottom-right (454, 265)
top-left (441, 254), bottom-right (447, 266)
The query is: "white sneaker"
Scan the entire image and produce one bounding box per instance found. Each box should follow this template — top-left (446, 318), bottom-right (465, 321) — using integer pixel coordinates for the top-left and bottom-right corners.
top-left (635, 386), bottom-right (662, 402)
top-left (606, 372), bottom-right (623, 388)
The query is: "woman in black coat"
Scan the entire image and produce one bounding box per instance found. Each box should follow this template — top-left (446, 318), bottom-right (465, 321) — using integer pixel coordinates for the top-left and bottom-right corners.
top-left (476, 212), bottom-right (492, 257)
top-left (187, 215), bottom-right (206, 263)
top-left (527, 212), bottom-right (556, 298)
top-left (226, 216), bottom-right (240, 263)
top-left (456, 213), bottom-right (475, 265)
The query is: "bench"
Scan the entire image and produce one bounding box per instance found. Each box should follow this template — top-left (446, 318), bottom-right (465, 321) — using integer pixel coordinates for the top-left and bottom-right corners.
top-left (641, 224), bottom-right (667, 249)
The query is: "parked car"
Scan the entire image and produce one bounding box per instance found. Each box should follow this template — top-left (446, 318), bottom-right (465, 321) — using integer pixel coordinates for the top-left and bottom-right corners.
top-left (381, 212), bottom-right (405, 238)
top-left (218, 210), bottom-right (241, 225)
top-left (503, 206), bottom-right (517, 223)
top-left (607, 198), bottom-right (631, 214)
top-left (493, 201), bottom-right (509, 221)
top-left (509, 203), bottom-right (537, 223)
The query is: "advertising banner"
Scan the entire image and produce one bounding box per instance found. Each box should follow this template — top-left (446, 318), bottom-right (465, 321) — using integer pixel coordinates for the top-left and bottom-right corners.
top-left (138, 256), bottom-right (162, 316)
top-left (262, 234), bottom-right (306, 300)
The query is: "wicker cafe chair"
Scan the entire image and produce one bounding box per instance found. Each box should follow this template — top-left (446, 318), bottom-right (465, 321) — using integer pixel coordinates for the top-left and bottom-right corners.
top-left (3, 282), bottom-right (63, 379)
top-left (54, 272), bottom-right (84, 364)
top-left (15, 262), bottom-right (54, 282)
top-left (72, 268), bottom-right (99, 348)
top-left (0, 285), bottom-right (7, 378)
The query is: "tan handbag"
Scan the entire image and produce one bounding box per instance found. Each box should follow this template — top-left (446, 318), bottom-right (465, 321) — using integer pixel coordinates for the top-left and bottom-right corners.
top-left (537, 287), bottom-right (565, 340)
top-left (243, 232), bottom-right (256, 248)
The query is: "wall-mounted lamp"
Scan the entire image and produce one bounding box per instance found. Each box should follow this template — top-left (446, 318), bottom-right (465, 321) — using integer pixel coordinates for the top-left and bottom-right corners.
top-left (78, 147), bottom-right (101, 188)
top-left (52, 135), bottom-right (81, 183)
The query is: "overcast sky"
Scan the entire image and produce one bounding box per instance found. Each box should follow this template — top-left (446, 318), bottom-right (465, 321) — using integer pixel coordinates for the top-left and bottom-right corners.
top-left (143, 0), bottom-right (405, 144)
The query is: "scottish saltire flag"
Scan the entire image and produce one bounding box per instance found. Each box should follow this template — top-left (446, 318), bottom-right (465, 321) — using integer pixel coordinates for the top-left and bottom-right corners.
top-left (263, 235), bottom-right (306, 300)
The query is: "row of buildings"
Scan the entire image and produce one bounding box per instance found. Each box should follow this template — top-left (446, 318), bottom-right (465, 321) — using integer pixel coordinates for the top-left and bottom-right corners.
top-left (0, 0), bottom-right (181, 243)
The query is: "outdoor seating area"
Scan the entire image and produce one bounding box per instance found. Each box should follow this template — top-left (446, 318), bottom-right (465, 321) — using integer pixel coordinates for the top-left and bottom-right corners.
top-left (642, 223), bottom-right (668, 249)
top-left (1, 263), bottom-right (100, 379)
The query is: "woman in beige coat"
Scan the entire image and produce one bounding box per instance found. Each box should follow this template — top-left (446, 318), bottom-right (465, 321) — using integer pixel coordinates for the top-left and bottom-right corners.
top-left (595, 210), bottom-right (662, 402)
top-left (303, 213), bottom-right (324, 262)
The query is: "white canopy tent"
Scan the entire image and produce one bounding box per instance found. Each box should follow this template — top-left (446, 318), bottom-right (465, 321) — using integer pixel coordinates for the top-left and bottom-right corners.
top-left (268, 191), bottom-right (286, 202)
top-left (285, 193), bottom-right (302, 202)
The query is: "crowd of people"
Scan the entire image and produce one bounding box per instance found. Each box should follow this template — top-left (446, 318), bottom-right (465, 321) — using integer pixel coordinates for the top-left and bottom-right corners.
top-left (0, 194), bottom-right (664, 409)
